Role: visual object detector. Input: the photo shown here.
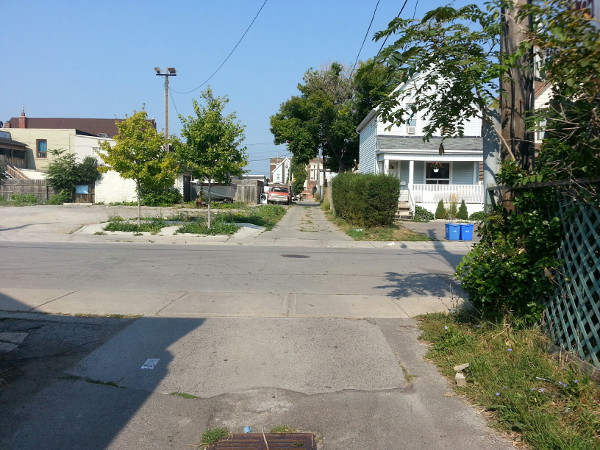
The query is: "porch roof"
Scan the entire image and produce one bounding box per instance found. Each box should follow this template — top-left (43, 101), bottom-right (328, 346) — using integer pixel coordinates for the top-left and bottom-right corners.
top-left (378, 136), bottom-right (482, 153)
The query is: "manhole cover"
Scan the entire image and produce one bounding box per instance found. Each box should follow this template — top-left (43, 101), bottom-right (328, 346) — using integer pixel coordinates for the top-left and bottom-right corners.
top-left (207, 432), bottom-right (316, 449)
top-left (281, 254), bottom-right (309, 259)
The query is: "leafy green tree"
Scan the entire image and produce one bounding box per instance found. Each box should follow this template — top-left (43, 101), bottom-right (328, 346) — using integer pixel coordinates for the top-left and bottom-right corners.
top-left (176, 88), bottom-right (247, 228)
top-left (290, 156), bottom-right (307, 197)
top-left (46, 149), bottom-right (100, 202)
top-left (97, 111), bottom-right (178, 225)
top-left (271, 62), bottom-right (395, 173)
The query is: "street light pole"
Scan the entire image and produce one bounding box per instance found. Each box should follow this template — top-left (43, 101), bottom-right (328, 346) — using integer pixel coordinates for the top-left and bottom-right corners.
top-left (154, 67), bottom-right (177, 151)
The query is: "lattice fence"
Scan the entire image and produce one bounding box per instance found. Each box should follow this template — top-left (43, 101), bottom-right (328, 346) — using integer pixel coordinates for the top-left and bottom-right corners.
top-left (543, 191), bottom-right (600, 369)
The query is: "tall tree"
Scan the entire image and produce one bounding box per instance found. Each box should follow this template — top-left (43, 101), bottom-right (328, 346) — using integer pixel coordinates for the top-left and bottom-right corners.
top-left (98, 111), bottom-right (178, 225)
top-left (271, 62), bottom-right (395, 174)
top-left (176, 88), bottom-right (247, 228)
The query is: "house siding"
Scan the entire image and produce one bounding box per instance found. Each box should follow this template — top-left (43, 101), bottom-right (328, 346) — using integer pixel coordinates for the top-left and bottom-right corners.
top-left (414, 161), bottom-right (425, 183)
top-left (359, 116), bottom-right (377, 174)
top-left (452, 161), bottom-right (475, 184)
top-left (399, 161), bottom-right (409, 182)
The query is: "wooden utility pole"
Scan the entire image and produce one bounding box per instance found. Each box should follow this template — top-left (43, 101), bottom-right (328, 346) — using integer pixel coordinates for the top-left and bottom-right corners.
top-left (500, 0), bottom-right (535, 171)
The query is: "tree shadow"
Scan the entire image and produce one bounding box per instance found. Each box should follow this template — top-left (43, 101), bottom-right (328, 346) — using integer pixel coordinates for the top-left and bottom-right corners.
top-left (376, 271), bottom-right (466, 299)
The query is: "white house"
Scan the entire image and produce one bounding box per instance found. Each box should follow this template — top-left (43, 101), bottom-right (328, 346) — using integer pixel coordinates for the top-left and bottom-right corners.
top-left (356, 78), bottom-right (485, 216)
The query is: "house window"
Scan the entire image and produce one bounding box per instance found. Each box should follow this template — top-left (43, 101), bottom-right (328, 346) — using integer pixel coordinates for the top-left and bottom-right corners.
top-left (36, 139), bottom-right (47, 158)
top-left (425, 162), bottom-right (450, 184)
top-left (406, 104), bottom-right (416, 134)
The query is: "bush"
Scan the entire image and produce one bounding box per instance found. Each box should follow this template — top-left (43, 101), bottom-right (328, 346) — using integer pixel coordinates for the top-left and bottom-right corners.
top-left (7, 194), bottom-right (39, 205)
top-left (332, 173), bottom-right (399, 227)
top-left (435, 200), bottom-right (447, 219)
top-left (469, 211), bottom-right (487, 221)
top-left (47, 191), bottom-right (72, 205)
top-left (457, 200), bottom-right (469, 220)
top-left (141, 187), bottom-right (182, 206)
top-left (448, 201), bottom-right (458, 219)
top-left (413, 205), bottom-right (434, 222)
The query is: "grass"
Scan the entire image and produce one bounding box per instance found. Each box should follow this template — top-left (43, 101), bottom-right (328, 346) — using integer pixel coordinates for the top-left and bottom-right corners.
top-left (419, 313), bottom-right (600, 449)
top-left (169, 391), bottom-right (197, 399)
top-left (329, 213), bottom-right (431, 241)
top-left (270, 426), bottom-right (297, 433)
top-left (200, 427), bottom-right (230, 447)
top-left (103, 219), bottom-right (166, 234)
top-left (0, 194), bottom-right (40, 206)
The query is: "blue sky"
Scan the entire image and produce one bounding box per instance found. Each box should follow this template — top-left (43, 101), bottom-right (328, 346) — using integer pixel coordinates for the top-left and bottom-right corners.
top-left (2, 0), bottom-right (466, 175)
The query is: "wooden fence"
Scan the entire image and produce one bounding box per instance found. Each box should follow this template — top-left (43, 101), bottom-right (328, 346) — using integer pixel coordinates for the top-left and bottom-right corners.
top-left (0, 179), bottom-right (55, 201)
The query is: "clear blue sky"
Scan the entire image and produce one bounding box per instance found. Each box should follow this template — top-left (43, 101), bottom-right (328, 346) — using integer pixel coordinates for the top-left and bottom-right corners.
top-left (2, 0), bottom-right (466, 176)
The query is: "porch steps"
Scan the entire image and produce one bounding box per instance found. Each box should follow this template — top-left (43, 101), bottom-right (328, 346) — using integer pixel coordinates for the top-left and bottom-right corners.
top-left (396, 201), bottom-right (412, 220)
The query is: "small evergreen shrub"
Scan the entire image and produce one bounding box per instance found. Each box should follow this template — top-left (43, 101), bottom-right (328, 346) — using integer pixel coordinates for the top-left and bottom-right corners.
top-left (448, 201), bottom-right (458, 219)
top-left (457, 200), bottom-right (469, 220)
top-left (435, 200), bottom-right (447, 219)
top-left (413, 205), bottom-right (434, 222)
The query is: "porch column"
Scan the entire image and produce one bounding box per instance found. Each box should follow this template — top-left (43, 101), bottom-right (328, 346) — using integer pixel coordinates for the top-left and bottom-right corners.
top-left (383, 158), bottom-right (390, 176)
top-left (408, 160), bottom-right (414, 187)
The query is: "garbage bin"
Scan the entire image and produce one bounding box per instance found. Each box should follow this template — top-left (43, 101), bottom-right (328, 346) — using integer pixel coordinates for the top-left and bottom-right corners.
top-left (460, 223), bottom-right (474, 241)
top-left (445, 223), bottom-right (460, 240)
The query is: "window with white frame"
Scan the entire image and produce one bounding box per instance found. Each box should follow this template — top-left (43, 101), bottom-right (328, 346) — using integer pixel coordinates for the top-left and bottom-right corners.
top-left (425, 162), bottom-right (450, 184)
top-left (406, 104), bottom-right (417, 134)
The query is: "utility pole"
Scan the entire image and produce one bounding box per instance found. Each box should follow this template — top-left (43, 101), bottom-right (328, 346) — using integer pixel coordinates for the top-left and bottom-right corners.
top-left (154, 67), bottom-right (177, 151)
top-left (500, 0), bottom-right (535, 171)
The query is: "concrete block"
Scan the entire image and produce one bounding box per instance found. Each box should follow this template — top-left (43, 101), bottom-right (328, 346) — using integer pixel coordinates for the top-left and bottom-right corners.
top-left (453, 363), bottom-right (470, 372)
top-left (455, 372), bottom-right (467, 387)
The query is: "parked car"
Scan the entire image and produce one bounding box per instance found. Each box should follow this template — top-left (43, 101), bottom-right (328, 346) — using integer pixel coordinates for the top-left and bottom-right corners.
top-left (267, 185), bottom-right (291, 205)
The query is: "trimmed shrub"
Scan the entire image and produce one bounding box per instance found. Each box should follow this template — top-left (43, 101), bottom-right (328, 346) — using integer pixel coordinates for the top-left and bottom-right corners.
top-left (332, 173), bottom-right (399, 227)
top-left (435, 200), bottom-right (447, 219)
top-left (457, 200), bottom-right (469, 220)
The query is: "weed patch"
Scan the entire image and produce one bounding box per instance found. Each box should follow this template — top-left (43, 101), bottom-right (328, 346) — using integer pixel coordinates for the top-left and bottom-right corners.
top-left (331, 214), bottom-right (431, 241)
top-left (419, 313), bottom-right (600, 448)
top-left (200, 427), bottom-right (230, 447)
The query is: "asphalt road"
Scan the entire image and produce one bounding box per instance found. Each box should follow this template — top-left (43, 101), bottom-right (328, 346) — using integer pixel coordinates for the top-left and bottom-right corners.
top-left (0, 204), bottom-right (510, 449)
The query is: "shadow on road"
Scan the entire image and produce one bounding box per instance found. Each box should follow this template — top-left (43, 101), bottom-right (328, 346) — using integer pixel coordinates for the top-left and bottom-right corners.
top-left (0, 293), bottom-right (205, 449)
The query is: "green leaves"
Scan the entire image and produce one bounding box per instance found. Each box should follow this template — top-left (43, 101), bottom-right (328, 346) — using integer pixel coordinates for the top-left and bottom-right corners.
top-left (177, 88), bottom-right (248, 184)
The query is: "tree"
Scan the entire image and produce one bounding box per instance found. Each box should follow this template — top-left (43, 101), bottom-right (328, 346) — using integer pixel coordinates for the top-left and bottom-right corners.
top-left (176, 88), bottom-right (247, 228)
top-left (271, 62), bottom-right (394, 174)
top-left (97, 111), bottom-right (178, 225)
top-left (290, 156), bottom-right (307, 196)
top-left (370, 2), bottom-right (525, 161)
top-left (46, 149), bottom-right (100, 202)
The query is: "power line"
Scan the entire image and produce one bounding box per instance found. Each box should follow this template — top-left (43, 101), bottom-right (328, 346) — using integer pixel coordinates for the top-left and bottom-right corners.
top-left (350, 0), bottom-right (381, 77)
top-left (377, 0), bottom-right (410, 55)
top-left (173, 0), bottom-right (269, 95)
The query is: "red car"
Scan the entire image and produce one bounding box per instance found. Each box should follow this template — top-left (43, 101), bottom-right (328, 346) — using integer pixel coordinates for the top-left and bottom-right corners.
top-left (267, 185), bottom-right (291, 205)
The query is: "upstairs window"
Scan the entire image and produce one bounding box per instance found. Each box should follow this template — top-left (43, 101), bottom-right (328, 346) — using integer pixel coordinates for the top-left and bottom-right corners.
top-left (36, 139), bottom-right (47, 158)
top-left (406, 103), bottom-right (417, 134)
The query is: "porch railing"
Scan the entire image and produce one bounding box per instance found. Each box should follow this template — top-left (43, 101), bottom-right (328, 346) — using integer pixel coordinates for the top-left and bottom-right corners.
top-left (410, 184), bottom-right (484, 204)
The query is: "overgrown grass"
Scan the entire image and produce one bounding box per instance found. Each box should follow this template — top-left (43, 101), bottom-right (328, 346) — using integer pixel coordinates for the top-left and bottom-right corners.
top-left (103, 219), bottom-right (166, 234)
top-left (200, 427), bottom-right (230, 447)
top-left (0, 194), bottom-right (40, 206)
top-left (419, 313), bottom-right (600, 449)
top-left (329, 213), bottom-right (431, 241)
top-left (176, 220), bottom-right (240, 236)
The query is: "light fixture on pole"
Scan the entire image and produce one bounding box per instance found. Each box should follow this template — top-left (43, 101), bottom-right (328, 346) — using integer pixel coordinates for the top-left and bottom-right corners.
top-left (154, 67), bottom-right (177, 151)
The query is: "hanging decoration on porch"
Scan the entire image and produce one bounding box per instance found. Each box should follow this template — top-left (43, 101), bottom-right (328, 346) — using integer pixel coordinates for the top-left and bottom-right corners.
top-left (431, 161), bottom-right (443, 172)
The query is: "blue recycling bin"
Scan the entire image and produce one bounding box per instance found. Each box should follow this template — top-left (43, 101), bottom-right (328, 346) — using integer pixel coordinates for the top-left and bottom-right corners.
top-left (445, 223), bottom-right (460, 240)
top-left (460, 223), bottom-right (474, 241)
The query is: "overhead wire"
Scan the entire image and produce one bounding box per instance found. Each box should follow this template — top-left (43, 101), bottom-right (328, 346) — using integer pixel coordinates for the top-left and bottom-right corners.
top-left (377, 0), bottom-right (410, 55)
top-left (173, 0), bottom-right (269, 95)
top-left (350, 0), bottom-right (381, 77)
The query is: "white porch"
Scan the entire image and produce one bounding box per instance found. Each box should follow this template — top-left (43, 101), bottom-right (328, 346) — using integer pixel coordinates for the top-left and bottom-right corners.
top-left (377, 155), bottom-right (485, 216)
